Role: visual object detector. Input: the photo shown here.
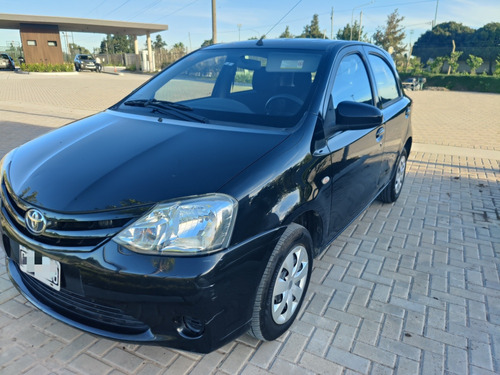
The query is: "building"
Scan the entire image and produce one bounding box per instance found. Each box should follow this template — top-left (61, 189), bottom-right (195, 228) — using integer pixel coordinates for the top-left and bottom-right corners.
top-left (0, 13), bottom-right (167, 71)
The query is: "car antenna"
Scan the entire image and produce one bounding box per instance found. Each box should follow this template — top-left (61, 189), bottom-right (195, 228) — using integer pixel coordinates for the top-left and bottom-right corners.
top-left (256, 0), bottom-right (303, 46)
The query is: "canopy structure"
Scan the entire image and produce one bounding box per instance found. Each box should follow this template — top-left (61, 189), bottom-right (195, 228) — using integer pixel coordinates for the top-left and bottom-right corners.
top-left (0, 13), bottom-right (168, 70)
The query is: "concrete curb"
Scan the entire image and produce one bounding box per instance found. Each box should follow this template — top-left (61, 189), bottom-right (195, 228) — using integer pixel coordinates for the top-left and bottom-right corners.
top-left (412, 143), bottom-right (500, 159)
top-left (16, 71), bottom-right (79, 76)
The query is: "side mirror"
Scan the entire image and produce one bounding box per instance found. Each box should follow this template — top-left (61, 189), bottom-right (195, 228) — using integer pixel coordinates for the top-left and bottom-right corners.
top-left (335, 101), bottom-right (383, 131)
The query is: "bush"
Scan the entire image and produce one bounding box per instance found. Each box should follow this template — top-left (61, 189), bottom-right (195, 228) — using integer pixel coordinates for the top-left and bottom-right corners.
top-left (20, 63), bottom-right (74, 72)
top-left (428, 56), bottom-right (446, 74)
top-left (399, 72), bottom-right (500, 93)
top-left (466, 55), bottom-right (483, 75)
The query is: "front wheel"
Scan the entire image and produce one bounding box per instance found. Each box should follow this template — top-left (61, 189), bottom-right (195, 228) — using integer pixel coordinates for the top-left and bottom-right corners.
top-left (380, 148), bottom-right (407, 203)
top-left (249, 223), bottom-right (312, 341)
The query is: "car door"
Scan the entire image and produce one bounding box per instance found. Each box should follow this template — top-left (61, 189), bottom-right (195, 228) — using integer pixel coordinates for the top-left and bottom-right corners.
top-left (324, 48), bottom-right (386, 236)
top-left (364, 47), bottom-right (412, 187)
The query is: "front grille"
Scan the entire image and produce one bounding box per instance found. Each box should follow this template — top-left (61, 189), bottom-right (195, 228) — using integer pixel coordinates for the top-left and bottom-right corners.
top-left (0, 179), bottom-right (150, 250)
top-left (17, 263), bottom-right (149, 335)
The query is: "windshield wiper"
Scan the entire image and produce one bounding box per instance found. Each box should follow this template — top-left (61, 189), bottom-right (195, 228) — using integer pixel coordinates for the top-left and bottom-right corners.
top-left (123, 99), bottom-right (208, 123)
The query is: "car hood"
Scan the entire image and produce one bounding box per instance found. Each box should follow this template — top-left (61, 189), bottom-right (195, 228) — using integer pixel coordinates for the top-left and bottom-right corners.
top-left (5, 110), bottom-right (289, 212)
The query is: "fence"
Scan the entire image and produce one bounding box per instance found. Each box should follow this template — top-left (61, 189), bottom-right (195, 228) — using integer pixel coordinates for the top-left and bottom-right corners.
top-left (2, 45), bottom-right (189, 72)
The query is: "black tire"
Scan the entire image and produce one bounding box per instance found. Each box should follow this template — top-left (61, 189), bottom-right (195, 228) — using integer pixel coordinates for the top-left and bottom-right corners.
top-left (249, 223), bottom-right (313, 341)
top-left (380, 148), bottom-right (407, 203)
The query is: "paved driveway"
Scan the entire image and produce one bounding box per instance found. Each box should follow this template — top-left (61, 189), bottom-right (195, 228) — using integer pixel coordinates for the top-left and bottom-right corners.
top-left (0, 71), bottom-right (499, 374)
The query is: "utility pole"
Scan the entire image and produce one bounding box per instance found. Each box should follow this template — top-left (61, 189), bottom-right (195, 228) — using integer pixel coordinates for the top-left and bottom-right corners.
top-left (237, 24), bottom-right (242, 41)
top-left (211, 0), bottom-right (217, 44)
top-left (330, 7), bottom-right (334, 39)
top-left (350, 1), bottom-right (373, 41)
top-left (433, 0), bottom-right (439, 28)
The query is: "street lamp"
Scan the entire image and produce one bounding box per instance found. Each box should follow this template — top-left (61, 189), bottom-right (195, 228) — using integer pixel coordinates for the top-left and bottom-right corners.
top-left (350, 1), bottom-right (374, 40)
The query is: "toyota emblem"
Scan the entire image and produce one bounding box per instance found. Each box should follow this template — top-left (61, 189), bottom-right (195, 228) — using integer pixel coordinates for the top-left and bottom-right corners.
top-left (25, 209), bottom-right (47, 234)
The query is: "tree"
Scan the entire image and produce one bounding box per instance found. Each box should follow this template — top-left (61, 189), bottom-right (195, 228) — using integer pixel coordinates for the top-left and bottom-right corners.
top-left (171, 42), bottom-right (186, 54)
top-left (201, 39), bottom-right (213, 48)
top-left (69, 43), bottom-right (90, 55)
top-left (336, 21), bottom-right (367, 41)
top-left (300, 14), bottom-right (325, 38)
top-left (153, 34), bottom-right (167, 50)
top-left (470, 23), bottom-right (500, 74)
top-left (100, 34), bottom-right (133, 54)
top-left (407, 57), bottom-right (423, 74)
top-left (429, 56), bottom-right (446, 74)
top-left (6, 42), bottom-right (22, 58)
top-left (372, 9), bottom-right (406, 55)
top-left (447, 50), bottom-right (463, 74)
top-left (279, 26), bottom-right (294, 38)
top-left (466, 54), bottom-right (483, 74)
top-left (412, 22), bottom-right (474, 66)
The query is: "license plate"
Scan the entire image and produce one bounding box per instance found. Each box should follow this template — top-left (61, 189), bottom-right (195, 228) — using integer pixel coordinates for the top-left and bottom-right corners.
top-left (19, 245), bottom-right (61, 291)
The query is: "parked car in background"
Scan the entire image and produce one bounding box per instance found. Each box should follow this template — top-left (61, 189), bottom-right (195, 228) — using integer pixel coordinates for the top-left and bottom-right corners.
top-left (74, 54), bottom-right (99, 72)
top-left (402, 77), bottom-right (418, 90)
top-left (0, 53), bottom-right (15, 70)
top-left (402, 77), bottom-right (426, 91)
top-left (0, 39), bottom-right (412, 353)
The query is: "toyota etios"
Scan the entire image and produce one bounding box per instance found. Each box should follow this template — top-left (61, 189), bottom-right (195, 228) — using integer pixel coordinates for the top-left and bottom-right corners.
top-left (0, 39), bottom-right (411, 353)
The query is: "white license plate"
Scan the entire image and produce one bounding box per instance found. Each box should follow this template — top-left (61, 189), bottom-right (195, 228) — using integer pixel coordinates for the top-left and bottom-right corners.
top-left (19, 245), bottom-right (61, 291)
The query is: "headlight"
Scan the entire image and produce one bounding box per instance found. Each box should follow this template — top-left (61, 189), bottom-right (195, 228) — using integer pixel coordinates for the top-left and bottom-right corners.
top-left (113, 194), bottom-right (237, 255)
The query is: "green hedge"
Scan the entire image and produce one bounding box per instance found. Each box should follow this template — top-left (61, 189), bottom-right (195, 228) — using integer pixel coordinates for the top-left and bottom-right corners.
top-left (399, 73), bottom-right (500, 94)
top-left (20, 63), bottom-right (74, 72)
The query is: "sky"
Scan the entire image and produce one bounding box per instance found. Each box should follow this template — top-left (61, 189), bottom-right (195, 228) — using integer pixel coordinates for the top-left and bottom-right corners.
top-left (1, 0), bottom-right (499, 53)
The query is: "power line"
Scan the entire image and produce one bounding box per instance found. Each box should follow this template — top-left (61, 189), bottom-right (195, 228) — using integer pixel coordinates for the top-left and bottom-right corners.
top-left (261, 0), bottom-right (303, 38)
top-left (104, 0), bottom-right (133, 18)
top-left (150, 0), bottom-right (201, 22)
top-left (125, 0), bottom-right (163, 21)
top-left (86, 1), bottom-right (108, 17)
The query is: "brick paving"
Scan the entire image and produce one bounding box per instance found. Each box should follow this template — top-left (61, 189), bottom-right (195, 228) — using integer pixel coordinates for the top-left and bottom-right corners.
top-left (0, 70), bottom-right (499, 374)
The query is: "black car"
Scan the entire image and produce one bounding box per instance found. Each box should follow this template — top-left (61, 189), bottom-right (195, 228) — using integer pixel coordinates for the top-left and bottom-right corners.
top-left (0, 39), bottom-right (412, 353)
top-left (74, 54), bottom-right (99, 72)
top-left (0, 53), bottom-right (15, 70)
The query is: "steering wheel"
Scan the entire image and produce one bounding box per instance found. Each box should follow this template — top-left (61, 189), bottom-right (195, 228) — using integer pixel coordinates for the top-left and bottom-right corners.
top-left (265, 94), bottom-right (304, 115)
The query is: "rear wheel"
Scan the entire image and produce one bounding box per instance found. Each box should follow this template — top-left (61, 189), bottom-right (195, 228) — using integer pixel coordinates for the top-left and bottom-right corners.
top-left (380, 148), bottom-right (407, 203)
top-left (250, 223), bottom-right (312, 341)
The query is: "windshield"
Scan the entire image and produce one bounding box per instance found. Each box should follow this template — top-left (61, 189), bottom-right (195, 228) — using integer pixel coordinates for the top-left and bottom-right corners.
top-left (118, 47), bottom-right (326, 127)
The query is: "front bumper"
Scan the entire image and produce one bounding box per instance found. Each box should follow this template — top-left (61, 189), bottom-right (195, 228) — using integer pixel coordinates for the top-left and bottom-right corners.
top-left (80, 63), bottom-right (97, 70)
top-left (1, 218), bottom-right (282, 353)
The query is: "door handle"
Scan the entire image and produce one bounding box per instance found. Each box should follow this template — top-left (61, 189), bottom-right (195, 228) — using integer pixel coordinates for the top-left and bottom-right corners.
top-left (405, 107), bottom-right (411, 118)
top-left (376, 127), bottom-right (385, 142)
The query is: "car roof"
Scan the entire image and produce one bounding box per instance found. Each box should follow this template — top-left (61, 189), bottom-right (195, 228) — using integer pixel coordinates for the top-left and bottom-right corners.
top-left (204, 38), bottom-right (371, 52)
